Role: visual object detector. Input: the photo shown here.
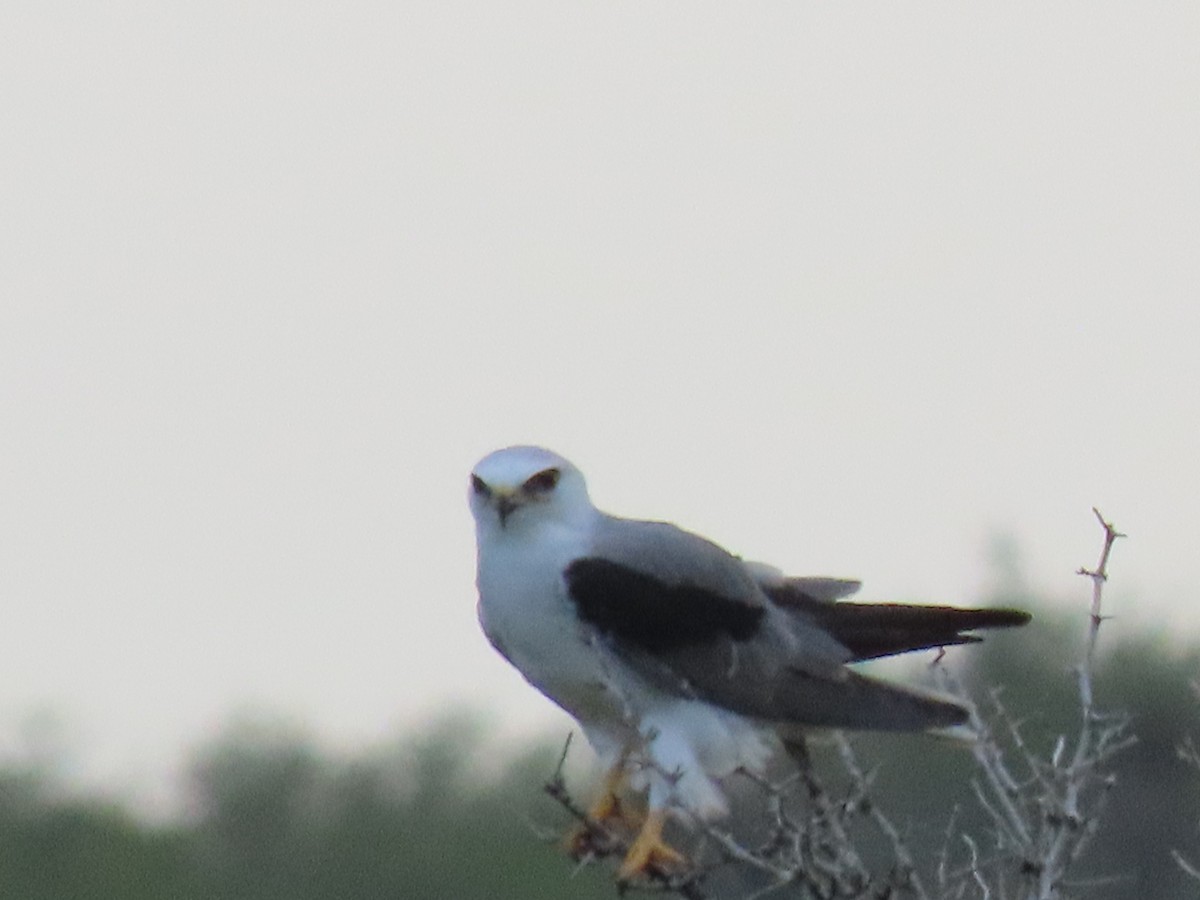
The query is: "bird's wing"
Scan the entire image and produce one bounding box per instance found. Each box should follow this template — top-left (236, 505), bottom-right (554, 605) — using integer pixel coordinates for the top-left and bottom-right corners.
top-left (747, 565), bottom-right (1030, 661)
top-left (742, 563), bottom-right (863, 603)
top-left (566, 517), bottom-right (973, 731)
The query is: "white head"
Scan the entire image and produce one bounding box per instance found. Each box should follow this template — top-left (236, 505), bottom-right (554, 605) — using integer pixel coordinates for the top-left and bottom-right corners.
top-left (468, 446), bottom-right (594, 536)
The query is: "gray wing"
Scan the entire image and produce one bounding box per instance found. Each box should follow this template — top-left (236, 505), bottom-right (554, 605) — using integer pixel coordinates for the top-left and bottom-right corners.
top-left (565, 516), bottom-right (979, 731)
top-left (742, 562), bottom-right (863, 603)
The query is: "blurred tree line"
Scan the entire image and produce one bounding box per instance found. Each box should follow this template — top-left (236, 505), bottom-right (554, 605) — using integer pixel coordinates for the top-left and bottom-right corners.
top-left (1, 593), bottom-right (1198, 899)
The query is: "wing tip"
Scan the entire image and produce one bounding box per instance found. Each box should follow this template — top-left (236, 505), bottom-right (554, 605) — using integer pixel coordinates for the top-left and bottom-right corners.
top-left (978, 607), bottom-right (1034, 629)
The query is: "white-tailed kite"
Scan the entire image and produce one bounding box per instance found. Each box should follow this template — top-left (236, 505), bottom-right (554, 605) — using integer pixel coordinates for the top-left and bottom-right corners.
top-left (468, 445), bottom-right (1029, 881)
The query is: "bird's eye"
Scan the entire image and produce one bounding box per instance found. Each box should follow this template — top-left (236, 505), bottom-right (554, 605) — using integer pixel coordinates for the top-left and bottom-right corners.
top-left (522, 467), bottom-right (561, 494)
top-left (470, 474), bottom-right (491, 497)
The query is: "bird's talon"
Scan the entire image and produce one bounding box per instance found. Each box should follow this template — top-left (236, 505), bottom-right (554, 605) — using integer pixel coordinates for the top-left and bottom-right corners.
top-left (616, 809), bottom-right (687, 882)
top-left (564, 822), bottom-right (603, 859)
top-left (564, 788), bottom-right (643, 859)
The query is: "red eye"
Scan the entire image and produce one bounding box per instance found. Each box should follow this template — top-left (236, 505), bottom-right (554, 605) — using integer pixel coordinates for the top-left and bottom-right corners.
top-left (470, 474), bottom-right (491, 496)
top-left (522, 468), bottom-right (561, 494)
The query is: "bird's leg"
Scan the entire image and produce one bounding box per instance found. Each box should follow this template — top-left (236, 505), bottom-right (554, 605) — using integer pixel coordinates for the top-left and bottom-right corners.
top-left (616, 806), bottom-right (686, 882)
top-left (587, 762), bottom-right (636, 826)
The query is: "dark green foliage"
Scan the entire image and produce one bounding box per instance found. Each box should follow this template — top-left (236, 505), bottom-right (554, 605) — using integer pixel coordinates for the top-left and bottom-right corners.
top-left (0, 769), bottom-right (194, 900)
top-left (180, 714), bottom-right (614, 900)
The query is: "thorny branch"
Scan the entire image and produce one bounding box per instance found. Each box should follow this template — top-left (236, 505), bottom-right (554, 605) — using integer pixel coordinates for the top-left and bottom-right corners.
top-left (1074, 508), bottom-right (1125, 727)
top-left (937, 508), bottom-right (1132, 900)
top-left (1032, 509), bottom-right (1129, 898)
top-left (1173, 681), bottom-right (1200, 881)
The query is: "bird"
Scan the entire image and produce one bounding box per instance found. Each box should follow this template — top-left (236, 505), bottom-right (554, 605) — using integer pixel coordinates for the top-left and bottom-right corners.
top-left (468, 445), bottom-right (1030, 881)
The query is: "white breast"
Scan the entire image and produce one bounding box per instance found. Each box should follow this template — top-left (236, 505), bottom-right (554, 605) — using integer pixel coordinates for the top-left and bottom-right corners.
top-left (475, 523), bottom-right (624, 723)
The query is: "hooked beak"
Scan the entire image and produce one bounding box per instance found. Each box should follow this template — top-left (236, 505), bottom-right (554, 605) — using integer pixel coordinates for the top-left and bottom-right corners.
top-left (495, 492), bottom-right (521, 528)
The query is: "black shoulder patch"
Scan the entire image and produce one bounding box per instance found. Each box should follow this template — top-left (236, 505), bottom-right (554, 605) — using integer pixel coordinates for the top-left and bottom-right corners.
top-left (564, 557), bottom-right (765, 653)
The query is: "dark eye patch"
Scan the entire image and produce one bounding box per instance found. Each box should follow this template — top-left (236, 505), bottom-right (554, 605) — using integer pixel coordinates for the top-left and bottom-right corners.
top-left (470, 474), bottom-right (491, 496)
top-left (522, 467), bottom-right (561, 494)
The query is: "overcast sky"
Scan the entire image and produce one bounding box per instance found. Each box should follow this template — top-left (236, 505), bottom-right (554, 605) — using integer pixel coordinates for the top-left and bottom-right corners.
top-left (2, 3), bottom-right (1197, 811)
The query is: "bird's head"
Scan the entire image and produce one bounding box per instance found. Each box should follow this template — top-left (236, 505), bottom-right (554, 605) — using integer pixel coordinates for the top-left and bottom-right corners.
top-left (468, 446), bottom-right (593, 535)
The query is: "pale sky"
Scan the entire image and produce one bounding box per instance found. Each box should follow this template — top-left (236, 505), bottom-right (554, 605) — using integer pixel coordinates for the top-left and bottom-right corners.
top-left (2, 3), bottom-right (1198, 811)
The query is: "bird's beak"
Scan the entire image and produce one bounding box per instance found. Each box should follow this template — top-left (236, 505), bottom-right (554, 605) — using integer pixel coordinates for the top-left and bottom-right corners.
top-left (495, 491), bottom-right (520, 528)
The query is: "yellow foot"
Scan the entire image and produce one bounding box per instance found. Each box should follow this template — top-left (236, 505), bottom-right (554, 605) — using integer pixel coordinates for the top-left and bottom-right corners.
top-left (564, 759), bottom-right (638, 857)
top-left (616, 809), bottom-right (687, 882)
top-left (588, 786), bottom-right (626, 823)
top-left (564, 787), bottom-right (643, 858)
